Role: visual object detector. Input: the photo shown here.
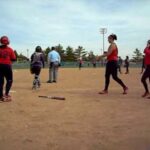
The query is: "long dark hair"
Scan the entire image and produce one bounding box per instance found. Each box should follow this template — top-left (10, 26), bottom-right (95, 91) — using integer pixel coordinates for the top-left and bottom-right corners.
top-left (109, 34), bottom-right (117, 40)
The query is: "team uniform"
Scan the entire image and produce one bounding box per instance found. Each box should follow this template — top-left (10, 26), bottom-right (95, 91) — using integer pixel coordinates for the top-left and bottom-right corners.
top-left (78, 58), bottom-right (83, 70)
top-left (0, 42), bottom-right (16, 101)
top-left (125, 57), bottom-right (129, 74)
top-left (100, 43), bottom-right (128, 94)
top-left (30, 48), bottom-right (45, 89)
top-left (141, 47), bottom-right (150, 97)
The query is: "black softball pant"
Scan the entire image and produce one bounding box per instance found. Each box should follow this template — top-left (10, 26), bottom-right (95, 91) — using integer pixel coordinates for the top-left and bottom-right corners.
top-left (31, 66), bottom-right (41, 76)
top-left (141, 65), bottom-right (150, 93)
top-left (0, 64), bottom-right (13, 98)
top-left (104, 61), bottom-right (126, 91)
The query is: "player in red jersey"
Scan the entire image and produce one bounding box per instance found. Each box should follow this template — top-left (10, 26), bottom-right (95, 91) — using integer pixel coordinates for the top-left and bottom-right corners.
top-left (99, 34), bottom-right (128, 95)
top-left (141, 40), bottom-right (150, 98)
top-left (0, 36), bottom-right (16, 102)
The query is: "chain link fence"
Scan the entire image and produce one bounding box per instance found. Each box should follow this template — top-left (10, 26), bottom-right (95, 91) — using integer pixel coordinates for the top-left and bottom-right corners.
top-left (12, 61), bottom-right (143, 69)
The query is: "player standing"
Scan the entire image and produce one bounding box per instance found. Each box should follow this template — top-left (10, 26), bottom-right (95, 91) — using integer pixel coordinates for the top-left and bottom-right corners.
top-left (0, 36), bottom-right (16, 102)
top-left (125, 56), bottom-right (129, 74)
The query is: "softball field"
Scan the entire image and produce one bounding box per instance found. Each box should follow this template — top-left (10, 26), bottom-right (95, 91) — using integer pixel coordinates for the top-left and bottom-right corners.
top-left (0, 68), bottom-right (150, 150)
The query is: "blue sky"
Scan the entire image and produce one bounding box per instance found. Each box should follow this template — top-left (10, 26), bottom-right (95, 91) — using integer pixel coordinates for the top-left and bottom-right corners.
top-left (0, 0), bottom-right (150, 58)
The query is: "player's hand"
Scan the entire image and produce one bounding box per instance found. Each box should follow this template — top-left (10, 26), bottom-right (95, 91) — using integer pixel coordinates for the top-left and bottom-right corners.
top-left (96, 56), bottom-right (101, 61)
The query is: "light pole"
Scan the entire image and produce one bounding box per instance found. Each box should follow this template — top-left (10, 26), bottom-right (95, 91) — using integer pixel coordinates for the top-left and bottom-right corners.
top-left (27, 49), bottom-right (29, 59)
top-left (100, 28), bottom-right (107, 53)
top-left (27, 49), bottom-right (29, 58)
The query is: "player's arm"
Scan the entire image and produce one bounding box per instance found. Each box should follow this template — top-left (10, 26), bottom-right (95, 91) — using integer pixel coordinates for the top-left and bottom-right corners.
top-left (144, 48), bottom-right (150, 55)
top-left (41, 54), bottom-right (45, 68)
top-left (10, 50), bottom-right (17, 62)
top-left (31, 54), bottom-right (34, 63)
top-left (100, 44), bottom-right (115, 58)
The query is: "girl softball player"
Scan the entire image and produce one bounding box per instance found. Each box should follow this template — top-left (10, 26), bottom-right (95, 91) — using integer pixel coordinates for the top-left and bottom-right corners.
top-left (0, 36), bottom-right (16, 102)
top-left (141, 40), bottom-right (150, 97)
top-left (99, 34), bottom-right (128, 95)
top-left (30, 46), bottom-right (45, 89)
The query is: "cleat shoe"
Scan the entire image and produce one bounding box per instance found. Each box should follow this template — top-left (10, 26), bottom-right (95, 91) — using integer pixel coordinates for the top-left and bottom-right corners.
top-left (123, 87), bottom-right (128, 95)
top-left (0, 97), bottom-right (4, 102)
top-left (142, 92), bottom-right (149, 98)
top-left (98, 90), bottom-right (108, 94)
top-left (3, 95), bottom-right (12, 102)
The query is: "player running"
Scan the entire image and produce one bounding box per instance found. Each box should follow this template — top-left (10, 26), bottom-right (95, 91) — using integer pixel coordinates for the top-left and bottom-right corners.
top-left (0, 36), bottom-right (16, 102)
top-left (30, 46), bottom-right (45, 89)
top-left (99, 34), bottom-right (128, 95)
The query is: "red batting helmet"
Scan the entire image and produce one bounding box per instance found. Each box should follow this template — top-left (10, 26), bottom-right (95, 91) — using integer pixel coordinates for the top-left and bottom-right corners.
top-left (0, 36), bottom-right (10, 45)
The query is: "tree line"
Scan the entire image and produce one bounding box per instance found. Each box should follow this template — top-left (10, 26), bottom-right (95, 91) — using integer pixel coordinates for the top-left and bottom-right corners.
top-left (14, 44), bottom-right (144, 63)
top-left (14, 44), bottom-right (98, 62)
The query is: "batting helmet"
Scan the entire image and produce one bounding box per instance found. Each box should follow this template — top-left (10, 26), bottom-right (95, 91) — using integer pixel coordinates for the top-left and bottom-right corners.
top-left (0, 36), bottom-right (10, 45)
top-left (147, 40), bottom-right (150, 44)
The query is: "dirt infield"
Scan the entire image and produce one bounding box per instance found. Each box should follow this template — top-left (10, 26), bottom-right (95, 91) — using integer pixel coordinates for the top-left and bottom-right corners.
top-left (0, 68), bottom-right (150, 150)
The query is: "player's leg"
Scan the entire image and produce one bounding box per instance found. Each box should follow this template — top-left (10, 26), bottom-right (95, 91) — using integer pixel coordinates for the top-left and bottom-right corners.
top-left (4, 65), bottom-right (13, 101)
top-left (125, 65), bottom-right (129, 74)
top-left (51, 63), bottom-right (55, 82)
top-left (112, 62), bottom-right (128, 94)
top-left (47, 63), bottom-right (53, 83)
top-left (53, 65), bottom-right (58, 83)
top-left (32, 67), bottom-right (37, 89)
top-left (99, 62), bottom-right (111, 94)
top-left (141, 67), bottom-right (150, 97)
top-left (35, 67), bottom-right (41, 87)
top-left (0, 66), bottom-right (4, 101)
top-left (47, 63), bottom-right (52, 83)
top-left (32, 67), bottom-right (41, 88)
top-left (127, 65), bottom-right (129, 73)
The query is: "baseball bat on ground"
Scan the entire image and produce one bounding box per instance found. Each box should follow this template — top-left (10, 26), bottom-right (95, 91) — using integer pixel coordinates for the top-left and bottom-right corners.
top-left (38, 96), bottom-right (66, 100)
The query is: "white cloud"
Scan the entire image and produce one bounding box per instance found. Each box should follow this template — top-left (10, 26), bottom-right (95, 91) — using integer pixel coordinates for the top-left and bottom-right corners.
top-left (0, 0), bottom-right (150, 58)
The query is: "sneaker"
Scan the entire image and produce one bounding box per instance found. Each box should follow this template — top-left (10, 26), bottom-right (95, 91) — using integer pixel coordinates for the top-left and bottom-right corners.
top-left (142, 92), bottom-right (149, 98)
top-left (123, 87), bottom-right (128, 95)
top-left (0, 97), bottom-right (4, 102)
top-left (3, 95), bottom-right (12, 102)
top-left (53, 80), bottom-right (57, 83)
top-left (47, 80), bottom-right (52, 83)
top-left (32, 85), bottom-right (36, 90)
top-left (98, 90), bottom-right (108, 94)
top-left (36, 82), bottom-right (41, 88)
